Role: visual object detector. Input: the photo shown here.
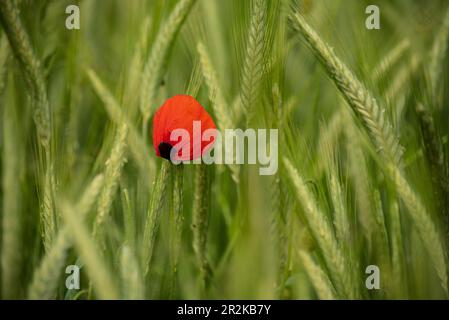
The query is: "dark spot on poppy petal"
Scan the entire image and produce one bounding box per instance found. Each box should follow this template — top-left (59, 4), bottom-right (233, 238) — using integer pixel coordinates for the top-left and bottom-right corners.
top-left (158, 142), bottom-right (173, 160)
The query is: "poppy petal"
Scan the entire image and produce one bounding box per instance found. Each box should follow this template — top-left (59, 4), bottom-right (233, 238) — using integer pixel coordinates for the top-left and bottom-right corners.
top-left (152, 95), bottom-right (217, 161)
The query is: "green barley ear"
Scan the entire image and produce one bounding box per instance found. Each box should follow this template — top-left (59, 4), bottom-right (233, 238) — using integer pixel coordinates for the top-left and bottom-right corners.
top-left (298, 250), bottom-right (337, 300)
top-left (240, 0), bottom-right (266, 124)
top-left (291, 11), bottom-right (403, 166)
top-left (316, 111), bottom-right (344, 175)
top-left (319, 129), bottom-right (350, 246)
top-left (292, 12), bottom-right (449, 292)
top-left (0, 0), bottom-right (50, 146)
top-left (197, 42), bottom-right (233, 133)
top-left (388, 162), bottom-right (448, 293)
top-left (329, 166), bottom-right (350, 245)
top-left (283, 157), bottom-right (359, 299)
top-left (197, 41), bottom-right (240, 183)
top-left (140, 0), bottom-right (197, 128)
top-left (27, 175), bottom-right (104, 300)
top-left (93, 124), bottom-right (128, 237)
top-left (142, 161), bottom-right (170, 275)
top-left (41, 168), bottom-right (56, 252)
top-left (0, 0), bottom-right (56, 252)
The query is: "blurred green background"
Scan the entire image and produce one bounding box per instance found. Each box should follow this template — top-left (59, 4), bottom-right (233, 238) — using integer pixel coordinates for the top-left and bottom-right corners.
top-left (0, 0), bottom-right (449, 300)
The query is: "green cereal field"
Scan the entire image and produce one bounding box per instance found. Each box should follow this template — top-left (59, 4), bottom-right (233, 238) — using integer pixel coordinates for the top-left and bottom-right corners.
top-left (0, 0), bottom-right (449, 300)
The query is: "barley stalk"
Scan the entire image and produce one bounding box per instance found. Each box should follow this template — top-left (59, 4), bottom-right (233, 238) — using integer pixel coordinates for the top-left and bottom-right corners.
top-left (372, 189), bottom-right (391, 272)
top-left (389, 200), bottom-right (408, 298)
top-left (142, 161), bottom-right (170, 275)
top-left (270, 170), bottom-right (290, 298)
top-left (192, 164), bottom-right (212, 295)
top-left (122, 189), bottom-right (136, 248)
top-left (140, 0), bottom-right (197, 127)
top-left (270, 85), bottom-right (290, 298)
top-left (78, 175), bottom-right (107, 216)
top-left (169, 164), bottom-right (184, 298)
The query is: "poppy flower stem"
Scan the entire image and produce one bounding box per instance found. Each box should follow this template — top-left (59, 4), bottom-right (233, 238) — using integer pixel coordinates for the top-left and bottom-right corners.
top-left (192, 163), bottom-right (212, 296)
top-left (169, 163), bottom-right (184, 298)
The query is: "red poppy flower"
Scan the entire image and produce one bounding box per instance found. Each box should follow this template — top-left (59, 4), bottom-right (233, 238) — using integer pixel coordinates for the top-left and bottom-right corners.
top-left (152, 94), bottom-right (217, 162)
